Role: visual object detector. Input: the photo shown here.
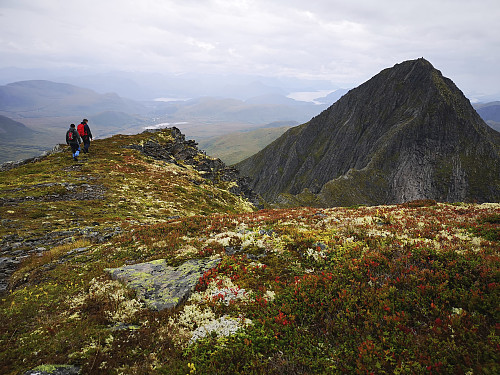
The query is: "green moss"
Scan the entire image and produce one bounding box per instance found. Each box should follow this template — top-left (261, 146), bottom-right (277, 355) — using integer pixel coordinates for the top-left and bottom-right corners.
top-left (432, 71), bottom-right (452, 103)
top-left (459, 150), bottom-right (500, 200)
top-left (288, 122), bottom-right (307, 136)
top-left (30, 364), bottom-right (79, 373)
top-left (434, 157), bottom-right (454, 197)
top-left (431, 71), bottom-right (470, 119)
top-left (317, 167), bottom-right (389, 207)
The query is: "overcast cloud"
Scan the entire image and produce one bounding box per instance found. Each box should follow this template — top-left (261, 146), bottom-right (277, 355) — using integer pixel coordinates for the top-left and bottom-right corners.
top-left (0, 0), bottom-right (499, 96)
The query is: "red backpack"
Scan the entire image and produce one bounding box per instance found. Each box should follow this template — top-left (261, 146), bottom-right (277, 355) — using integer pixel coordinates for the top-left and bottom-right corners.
top-left (77, 123), bottom-right (86, 137)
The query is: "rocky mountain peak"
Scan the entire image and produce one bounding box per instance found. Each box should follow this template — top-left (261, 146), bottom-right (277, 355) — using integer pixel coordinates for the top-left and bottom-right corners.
top-left (236, 58), bottom-right (500, 206)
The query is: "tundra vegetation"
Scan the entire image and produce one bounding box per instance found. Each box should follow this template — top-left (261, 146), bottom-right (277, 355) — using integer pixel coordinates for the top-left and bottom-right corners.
top-left (0, 129), bottom-right (498, 374)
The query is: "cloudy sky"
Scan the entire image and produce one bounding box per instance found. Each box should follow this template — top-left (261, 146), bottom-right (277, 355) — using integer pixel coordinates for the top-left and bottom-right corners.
top-left (0, 0), bottom-right (499, 97)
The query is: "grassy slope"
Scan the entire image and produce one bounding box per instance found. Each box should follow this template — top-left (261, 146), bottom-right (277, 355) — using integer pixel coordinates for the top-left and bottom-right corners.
top-left (0, 130), bottom-right (498, 374)
top-left (198, 126), bottom-right (291, 165)
top-left (0, 129), bottom-right (252, 234)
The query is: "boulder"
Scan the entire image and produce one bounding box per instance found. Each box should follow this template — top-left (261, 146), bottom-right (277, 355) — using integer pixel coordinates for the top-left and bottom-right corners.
top-left (106, 258), bottom-right (221, 311)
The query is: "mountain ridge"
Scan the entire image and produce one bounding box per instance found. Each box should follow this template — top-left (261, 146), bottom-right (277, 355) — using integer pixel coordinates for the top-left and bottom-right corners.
top-left (0, 114), bottom-right (36, 139)
top-left (236, 58), bottom-right (500, 206)
top-left (0, 80), bottom-right (148, 118)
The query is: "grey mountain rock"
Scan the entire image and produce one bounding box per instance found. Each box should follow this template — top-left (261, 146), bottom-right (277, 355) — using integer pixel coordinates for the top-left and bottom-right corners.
top-left (106, 258), bottom-right (221, 311)
top-left (236, 58), bottom-right (500, 206)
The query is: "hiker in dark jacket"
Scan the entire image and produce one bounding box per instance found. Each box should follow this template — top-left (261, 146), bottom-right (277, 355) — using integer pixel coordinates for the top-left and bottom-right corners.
top-left (66, 123), bottom-right (82, 161)
top-left (77, 118), bottom-right (93, 153)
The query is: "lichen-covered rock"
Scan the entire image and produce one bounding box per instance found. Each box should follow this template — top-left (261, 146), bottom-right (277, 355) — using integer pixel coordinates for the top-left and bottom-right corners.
top-left (189, 315), bottom-right (249, 344)
top-left (24, 364), bottom-right (80, 375)
top-left (106, 258), bottom-right (221, 311)
top-left (0, 256), bottom-right (21, 292)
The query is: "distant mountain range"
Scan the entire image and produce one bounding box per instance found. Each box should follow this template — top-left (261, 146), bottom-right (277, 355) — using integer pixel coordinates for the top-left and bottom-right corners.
top-left (313, 89), bottom-right (350, 104)
top-left (0, 67), bottom-right (337, 101)
top-left (0, 76), bottom-right (498, 166)
top-left (0, 80), bottom-right (147, 118)
top-left (0, 79), bottom-right (333, 163)
top-left (474, 101), bottom-right (500, 132)
top-left (236, 58), bottom-right (500, 206)
top-left (0, 114), bottom-right (52, 164)
top-left (0, 114), bottom-right (35, 140)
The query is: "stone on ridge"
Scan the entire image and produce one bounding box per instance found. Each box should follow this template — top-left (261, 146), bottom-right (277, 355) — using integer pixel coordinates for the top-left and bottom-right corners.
top-left (106, 258), bottom-right (220, 311)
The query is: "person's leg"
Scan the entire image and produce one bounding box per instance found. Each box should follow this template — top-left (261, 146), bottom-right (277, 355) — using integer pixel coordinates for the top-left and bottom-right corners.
top-left (83, 137), bottom-right (90, 153)
top-left (71, 143), bottom-right (79, 160)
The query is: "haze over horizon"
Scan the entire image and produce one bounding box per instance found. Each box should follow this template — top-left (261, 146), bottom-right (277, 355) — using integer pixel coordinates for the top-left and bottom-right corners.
top-left (1, 0), bottom-right (499, 101)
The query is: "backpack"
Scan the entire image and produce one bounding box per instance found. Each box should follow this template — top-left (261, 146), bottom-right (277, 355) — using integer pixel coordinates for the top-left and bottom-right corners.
top-left (77, 123), bottom-right (86, 137)
top-left (68, 129), bottom-right (74, 141)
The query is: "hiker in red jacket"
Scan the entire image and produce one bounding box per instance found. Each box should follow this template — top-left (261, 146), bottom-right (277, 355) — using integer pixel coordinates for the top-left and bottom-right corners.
top-left (77, 119), bottom-right (93, 154)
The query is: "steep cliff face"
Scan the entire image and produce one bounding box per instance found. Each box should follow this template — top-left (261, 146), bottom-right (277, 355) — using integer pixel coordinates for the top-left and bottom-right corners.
top-left (236, 58), bottom-right (500, 206)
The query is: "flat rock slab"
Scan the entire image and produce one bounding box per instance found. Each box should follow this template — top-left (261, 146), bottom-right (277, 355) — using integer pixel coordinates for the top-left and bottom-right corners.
top-left (106, 258), bottom-right (220, 311)
top-left (24, 364), bottom-right (80, 374)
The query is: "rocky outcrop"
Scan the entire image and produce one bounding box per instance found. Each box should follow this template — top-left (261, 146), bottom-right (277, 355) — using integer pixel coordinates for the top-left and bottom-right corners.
top-left (0, 226), bottom-right (121, 292)
top-left (106, 258), bottom-right (221, 311)
top-left (127, 127), bottom-right (258, 205)
top-left (236, 58), bottom-right (500, 206)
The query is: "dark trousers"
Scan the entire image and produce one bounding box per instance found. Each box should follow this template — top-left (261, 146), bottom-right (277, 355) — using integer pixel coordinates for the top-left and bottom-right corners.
top-left (69, 143), bottom-right (80, 157)
top-left (82, 136), bottom-right (91, 152)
